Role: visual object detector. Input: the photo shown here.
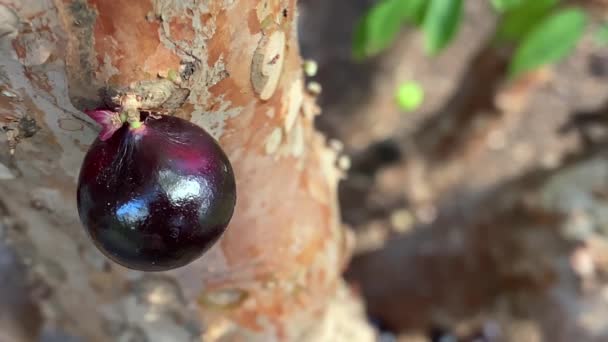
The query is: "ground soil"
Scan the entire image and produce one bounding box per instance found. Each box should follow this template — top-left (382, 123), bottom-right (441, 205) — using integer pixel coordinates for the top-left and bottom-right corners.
top-left (299, 0), bottom-right (608, 340)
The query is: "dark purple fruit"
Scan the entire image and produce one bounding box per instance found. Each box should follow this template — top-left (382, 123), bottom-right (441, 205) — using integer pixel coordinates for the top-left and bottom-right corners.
top-left (77, 115), bottom-right (236, 271)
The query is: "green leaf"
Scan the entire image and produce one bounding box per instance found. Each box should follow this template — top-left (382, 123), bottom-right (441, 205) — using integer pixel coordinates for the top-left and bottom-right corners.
top-left (509, 8), bottom-right (586, 77)
top-left (496, 0), bottom-right (560, 42)
top-left (422, 0), bottom-right (463, 55)
top-left (595, 22), bottom-right (608, 46)
top-left (396, 81), bottom-right (424, 111)
top-left (403, 0), bottom-right (429, 26)
top-left (353, 0), bottom-right (428, 60)
top-left (491, 0), bottom-right (523, 12)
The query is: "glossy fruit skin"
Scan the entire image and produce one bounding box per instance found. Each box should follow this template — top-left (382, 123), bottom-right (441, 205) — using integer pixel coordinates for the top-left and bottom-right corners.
top-left (77, 115), bottom-right (236, 271)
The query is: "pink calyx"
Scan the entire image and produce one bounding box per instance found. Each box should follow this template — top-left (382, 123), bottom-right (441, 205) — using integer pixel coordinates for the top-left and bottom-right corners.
top-left (85, 109), bottom-right (124, 141)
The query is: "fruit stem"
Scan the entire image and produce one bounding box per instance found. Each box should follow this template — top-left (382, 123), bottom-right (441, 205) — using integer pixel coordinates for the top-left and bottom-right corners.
top-left (129, 120), bottom-right (143, 129)
top-left (121, 94), bottom-right (143, 130)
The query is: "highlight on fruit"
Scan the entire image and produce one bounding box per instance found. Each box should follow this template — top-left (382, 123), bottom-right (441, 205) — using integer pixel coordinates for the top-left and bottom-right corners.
top-left (77, 101), bottom-right (236, 272)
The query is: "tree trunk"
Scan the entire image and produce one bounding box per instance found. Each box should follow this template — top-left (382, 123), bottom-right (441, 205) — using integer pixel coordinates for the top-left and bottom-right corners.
top-left (0, 1), bottom-right (375, 341)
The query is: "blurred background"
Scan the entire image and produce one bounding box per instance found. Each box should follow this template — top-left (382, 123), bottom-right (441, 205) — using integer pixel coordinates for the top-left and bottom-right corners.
top-left (299, 0), bottom-right (608, 341)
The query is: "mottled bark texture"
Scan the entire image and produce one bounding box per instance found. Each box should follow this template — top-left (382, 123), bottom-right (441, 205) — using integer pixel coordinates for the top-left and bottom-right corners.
top-left (0, 1), bottom-right (374, 341)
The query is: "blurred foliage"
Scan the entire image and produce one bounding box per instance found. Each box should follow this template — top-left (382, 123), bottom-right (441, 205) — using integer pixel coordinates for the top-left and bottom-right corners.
top-left (509, 8), bottom-right (586, 77)
top-left (595, 22), bottom-right (608, 46)
top-left (353, 0), bottom-right (591, 107)
top-left (353, 0), bottom-right (427, 59)
top-left (422, 0), bottom-right (463, 55)
top-left (396, 81), bottom-right (424, 111)
top-left (490, 0), bottom-right (524, 12)
top-left (495, 0), bottom-right (559, 41)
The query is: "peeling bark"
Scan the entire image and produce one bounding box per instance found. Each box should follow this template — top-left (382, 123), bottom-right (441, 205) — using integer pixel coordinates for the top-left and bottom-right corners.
top-left (0, 1), bottom-right (374, 341)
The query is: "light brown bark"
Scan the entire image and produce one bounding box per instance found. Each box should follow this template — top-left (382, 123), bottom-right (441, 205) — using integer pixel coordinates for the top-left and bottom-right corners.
top-left (0, 1), bottom-right (374, 341)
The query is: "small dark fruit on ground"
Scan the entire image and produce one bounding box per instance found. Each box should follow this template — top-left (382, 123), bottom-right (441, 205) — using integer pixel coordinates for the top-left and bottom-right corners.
top-left (77, 114), bottom-right (236, 271)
